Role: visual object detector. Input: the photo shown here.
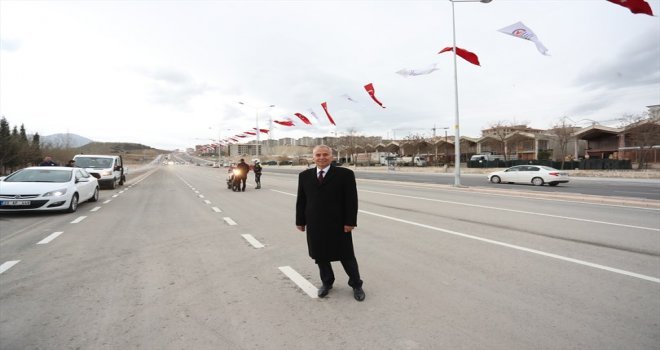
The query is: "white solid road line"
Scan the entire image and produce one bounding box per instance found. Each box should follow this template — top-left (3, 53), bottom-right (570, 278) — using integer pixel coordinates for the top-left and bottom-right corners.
top-left (90, 207), bottom-right (101, 212)
top-left (0, 260), bottom-right (20, 274)
top-left (212, 207), bottom-right (222, 213)
top-left (360, 209), bottom-right (660, 284)
top-left (70, 216), bottom-right (87, 224)
top-left (241, 234), bottom-right (265, 248)
top-left (278, 266), bottom-right (318, 299)
top-left (37, 232), bottom-right (63, 245)
top-left (361, 189), bottom-right (660, 232)
top-left (223, 217), bottom-right (237, 226)
top-left (272, 189), bottom-right (660, 284)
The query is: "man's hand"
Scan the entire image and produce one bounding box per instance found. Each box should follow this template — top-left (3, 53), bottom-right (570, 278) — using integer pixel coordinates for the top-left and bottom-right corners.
top-left (344, 225), bottom-right (355, 233)
top-left (296, 226), bottom-right (305, 232)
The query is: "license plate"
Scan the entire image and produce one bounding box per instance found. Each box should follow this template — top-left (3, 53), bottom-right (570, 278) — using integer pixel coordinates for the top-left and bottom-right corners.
top-left (1, 200), bottom-right (31, 206)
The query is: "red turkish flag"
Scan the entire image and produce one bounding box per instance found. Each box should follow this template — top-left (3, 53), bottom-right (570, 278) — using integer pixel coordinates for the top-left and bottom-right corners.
top-left (364, 83), bottom-right (386, 108)
top-left (607, 0), bottom-right (653, 15)
top-left (244, 131), bottom-right (257, 135)
top-left (438, 47), bottom-right (481, 66)
top-left (253, 128), bottom-right (270, 134)
top-left (274, 120), bottom-right (295, 127)
top-left (295, 113), bottom-right (313, 125)
top-left (321, 102), bottom-right (336, 126)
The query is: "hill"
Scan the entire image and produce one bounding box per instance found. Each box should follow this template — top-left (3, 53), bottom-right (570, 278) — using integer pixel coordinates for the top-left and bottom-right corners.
top-left (76, 142), bottom-right (171, 164)
top-left (41, 133), bottom-right (93, 148)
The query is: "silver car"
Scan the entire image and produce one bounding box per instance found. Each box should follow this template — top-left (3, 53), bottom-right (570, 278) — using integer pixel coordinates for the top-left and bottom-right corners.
top-left (487, 165), bottom-right (569, 187)
top-left (0, 166), bottom-right (100, 213)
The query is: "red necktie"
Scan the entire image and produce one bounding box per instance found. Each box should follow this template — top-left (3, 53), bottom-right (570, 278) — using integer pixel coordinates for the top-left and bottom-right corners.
top-left (318, 170), bottom-right (324, 184)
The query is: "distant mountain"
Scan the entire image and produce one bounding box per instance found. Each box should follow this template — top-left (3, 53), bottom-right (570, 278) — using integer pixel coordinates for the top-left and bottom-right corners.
top-left (40, 133), bottom-right (93, 148)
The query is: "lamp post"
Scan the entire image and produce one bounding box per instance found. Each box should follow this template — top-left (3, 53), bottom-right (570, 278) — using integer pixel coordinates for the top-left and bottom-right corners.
top-left (450, 0), bottom-right (492, 186)
top-left (442, 127), bottom-right (449, 165)
top-left (238, 102), bottom-right (275, 157)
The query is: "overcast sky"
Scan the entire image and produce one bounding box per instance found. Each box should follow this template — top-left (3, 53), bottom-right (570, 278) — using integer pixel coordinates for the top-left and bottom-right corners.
top-left (1, 0), bottom-right (658, 150)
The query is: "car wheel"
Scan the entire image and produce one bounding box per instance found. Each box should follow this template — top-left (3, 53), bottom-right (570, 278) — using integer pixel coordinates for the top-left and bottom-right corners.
top-left (109, 178), bottom-right (117, 189)
top-left (490, 175), bottom-right (501, 184)
top-left (89, 187), bottom-right (99, 202)
top-left (549, 182), bottom-right (558, 187)
top-left (119, 175), bottom-right (125, 185)
top-left (66, 194), bottom-right (79, 213)
top-left (532, 177), bottom-right (544, 186)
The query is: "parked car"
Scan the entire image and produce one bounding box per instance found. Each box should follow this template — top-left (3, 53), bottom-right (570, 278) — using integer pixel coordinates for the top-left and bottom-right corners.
top-left (73, 154), bottom-right (126, 189)
top-left (487, 165), bottom-right (569, 186)
top-left (0, 166), bottom-right (100, 213)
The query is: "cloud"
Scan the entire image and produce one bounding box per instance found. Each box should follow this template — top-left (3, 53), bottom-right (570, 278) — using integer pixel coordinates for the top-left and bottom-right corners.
top-left (573, 29), bottom-right (660, 91)
top-left (132, 67), bottom-right (216, 110)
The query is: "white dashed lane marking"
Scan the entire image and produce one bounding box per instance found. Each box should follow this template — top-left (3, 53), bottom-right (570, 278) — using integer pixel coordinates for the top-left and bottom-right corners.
top-left (212, 207), bottom-right (222, 213)
top-left (70, 216), bottom-right (87, 224)
top-left (278, 266), bottom-right (318, 299)
top-left (0, 261), bottom-right (20, 274)
top-left (223, 217), bottom-right (237, 226)
top-left (37, 232), bottom-right (63, 245)
top-left (241, 234), bottom-right (265, 248)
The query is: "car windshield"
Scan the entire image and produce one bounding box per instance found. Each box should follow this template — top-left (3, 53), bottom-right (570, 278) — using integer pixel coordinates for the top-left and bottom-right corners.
top-left (4, 169), bottom-right (72, 183)
top-left (75, 157), bottom-right (113, 168)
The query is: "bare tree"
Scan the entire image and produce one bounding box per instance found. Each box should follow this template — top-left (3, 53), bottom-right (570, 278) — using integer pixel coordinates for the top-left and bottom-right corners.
top-left (619, 112), bottom-right (660, 170)
top-left (486, 121), bottom-right (513, 160)
top-left (550, 116), bottom-right (576, 169)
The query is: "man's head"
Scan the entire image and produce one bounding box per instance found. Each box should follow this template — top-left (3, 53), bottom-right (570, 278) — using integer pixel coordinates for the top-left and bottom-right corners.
top-left (312, 145), bottom-right (333, 169)
top-left (240, 158), bottom-right (245, 163)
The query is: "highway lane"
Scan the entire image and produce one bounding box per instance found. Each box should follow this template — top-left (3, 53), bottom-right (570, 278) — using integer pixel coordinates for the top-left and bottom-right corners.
top-left (1, 164), bottom-right (658, 349)
top-left (263, 166), bottom-right (660, 201)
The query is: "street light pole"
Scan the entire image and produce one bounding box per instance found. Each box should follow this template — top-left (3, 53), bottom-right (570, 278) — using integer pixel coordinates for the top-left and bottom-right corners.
top-left (238, 102), bottom-right (275, 157)
top-left (449, 0), bottom-right (492, 186)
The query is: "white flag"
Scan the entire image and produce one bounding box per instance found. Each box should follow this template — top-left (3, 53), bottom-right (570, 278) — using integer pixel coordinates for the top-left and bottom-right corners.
top-left (498, 21), bottom-right (550, 56)
top-left (307, 108), bottom-right (320, 122)
top-left (395, 63), bottom-right (439, 77)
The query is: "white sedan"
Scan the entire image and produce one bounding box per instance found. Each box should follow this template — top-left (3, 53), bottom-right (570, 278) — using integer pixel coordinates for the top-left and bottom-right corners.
top-left (0, 166), bottom-right (100, 213)
top-left (487, 165), bottom-right (569, 187)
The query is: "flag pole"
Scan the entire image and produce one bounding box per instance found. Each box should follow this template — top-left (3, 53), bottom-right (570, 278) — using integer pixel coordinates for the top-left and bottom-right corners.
top-left (451, 0), bottom-right (461, 187)
top-left (449, 0), bottom-right (492, 187)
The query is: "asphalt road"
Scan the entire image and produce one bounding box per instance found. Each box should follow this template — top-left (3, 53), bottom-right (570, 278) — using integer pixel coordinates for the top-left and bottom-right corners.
top-left (263, 166), bottom-right (660, 201)
top-left (1, 164), bottom-right (659, 349)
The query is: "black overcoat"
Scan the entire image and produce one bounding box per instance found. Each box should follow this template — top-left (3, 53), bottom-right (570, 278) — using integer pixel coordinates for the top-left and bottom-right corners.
top-left (296, 166), bottom-right (358, 261)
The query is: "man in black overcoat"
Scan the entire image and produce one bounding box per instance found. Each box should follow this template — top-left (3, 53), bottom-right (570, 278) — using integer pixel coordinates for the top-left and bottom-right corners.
top-left (296, 145), bottom-right (365, 301)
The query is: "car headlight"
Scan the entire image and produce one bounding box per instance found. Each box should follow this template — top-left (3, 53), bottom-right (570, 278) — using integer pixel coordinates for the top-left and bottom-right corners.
top-left (101, 170), bottom-right (112, 176)
top-left (43, 188), bottom-right (67, 197)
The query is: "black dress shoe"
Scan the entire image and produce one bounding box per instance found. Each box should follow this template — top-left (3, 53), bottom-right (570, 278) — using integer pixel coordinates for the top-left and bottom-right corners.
top-left (353, 287), bottom-right (365, 301)
top-left (318, 285), bottom-right (332, 298)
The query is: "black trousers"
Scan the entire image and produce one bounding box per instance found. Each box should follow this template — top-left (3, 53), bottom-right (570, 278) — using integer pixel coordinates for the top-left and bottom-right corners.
top-left (255, 173), bottom-right (261, 185)
top-left (240, 176), bottom-right (247, 191)
top-left (316, 256), bottom-right (363, 288)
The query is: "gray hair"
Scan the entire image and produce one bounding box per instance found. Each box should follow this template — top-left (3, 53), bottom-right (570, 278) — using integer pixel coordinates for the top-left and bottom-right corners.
top-left (312, 144), bottom-right (332, 154)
